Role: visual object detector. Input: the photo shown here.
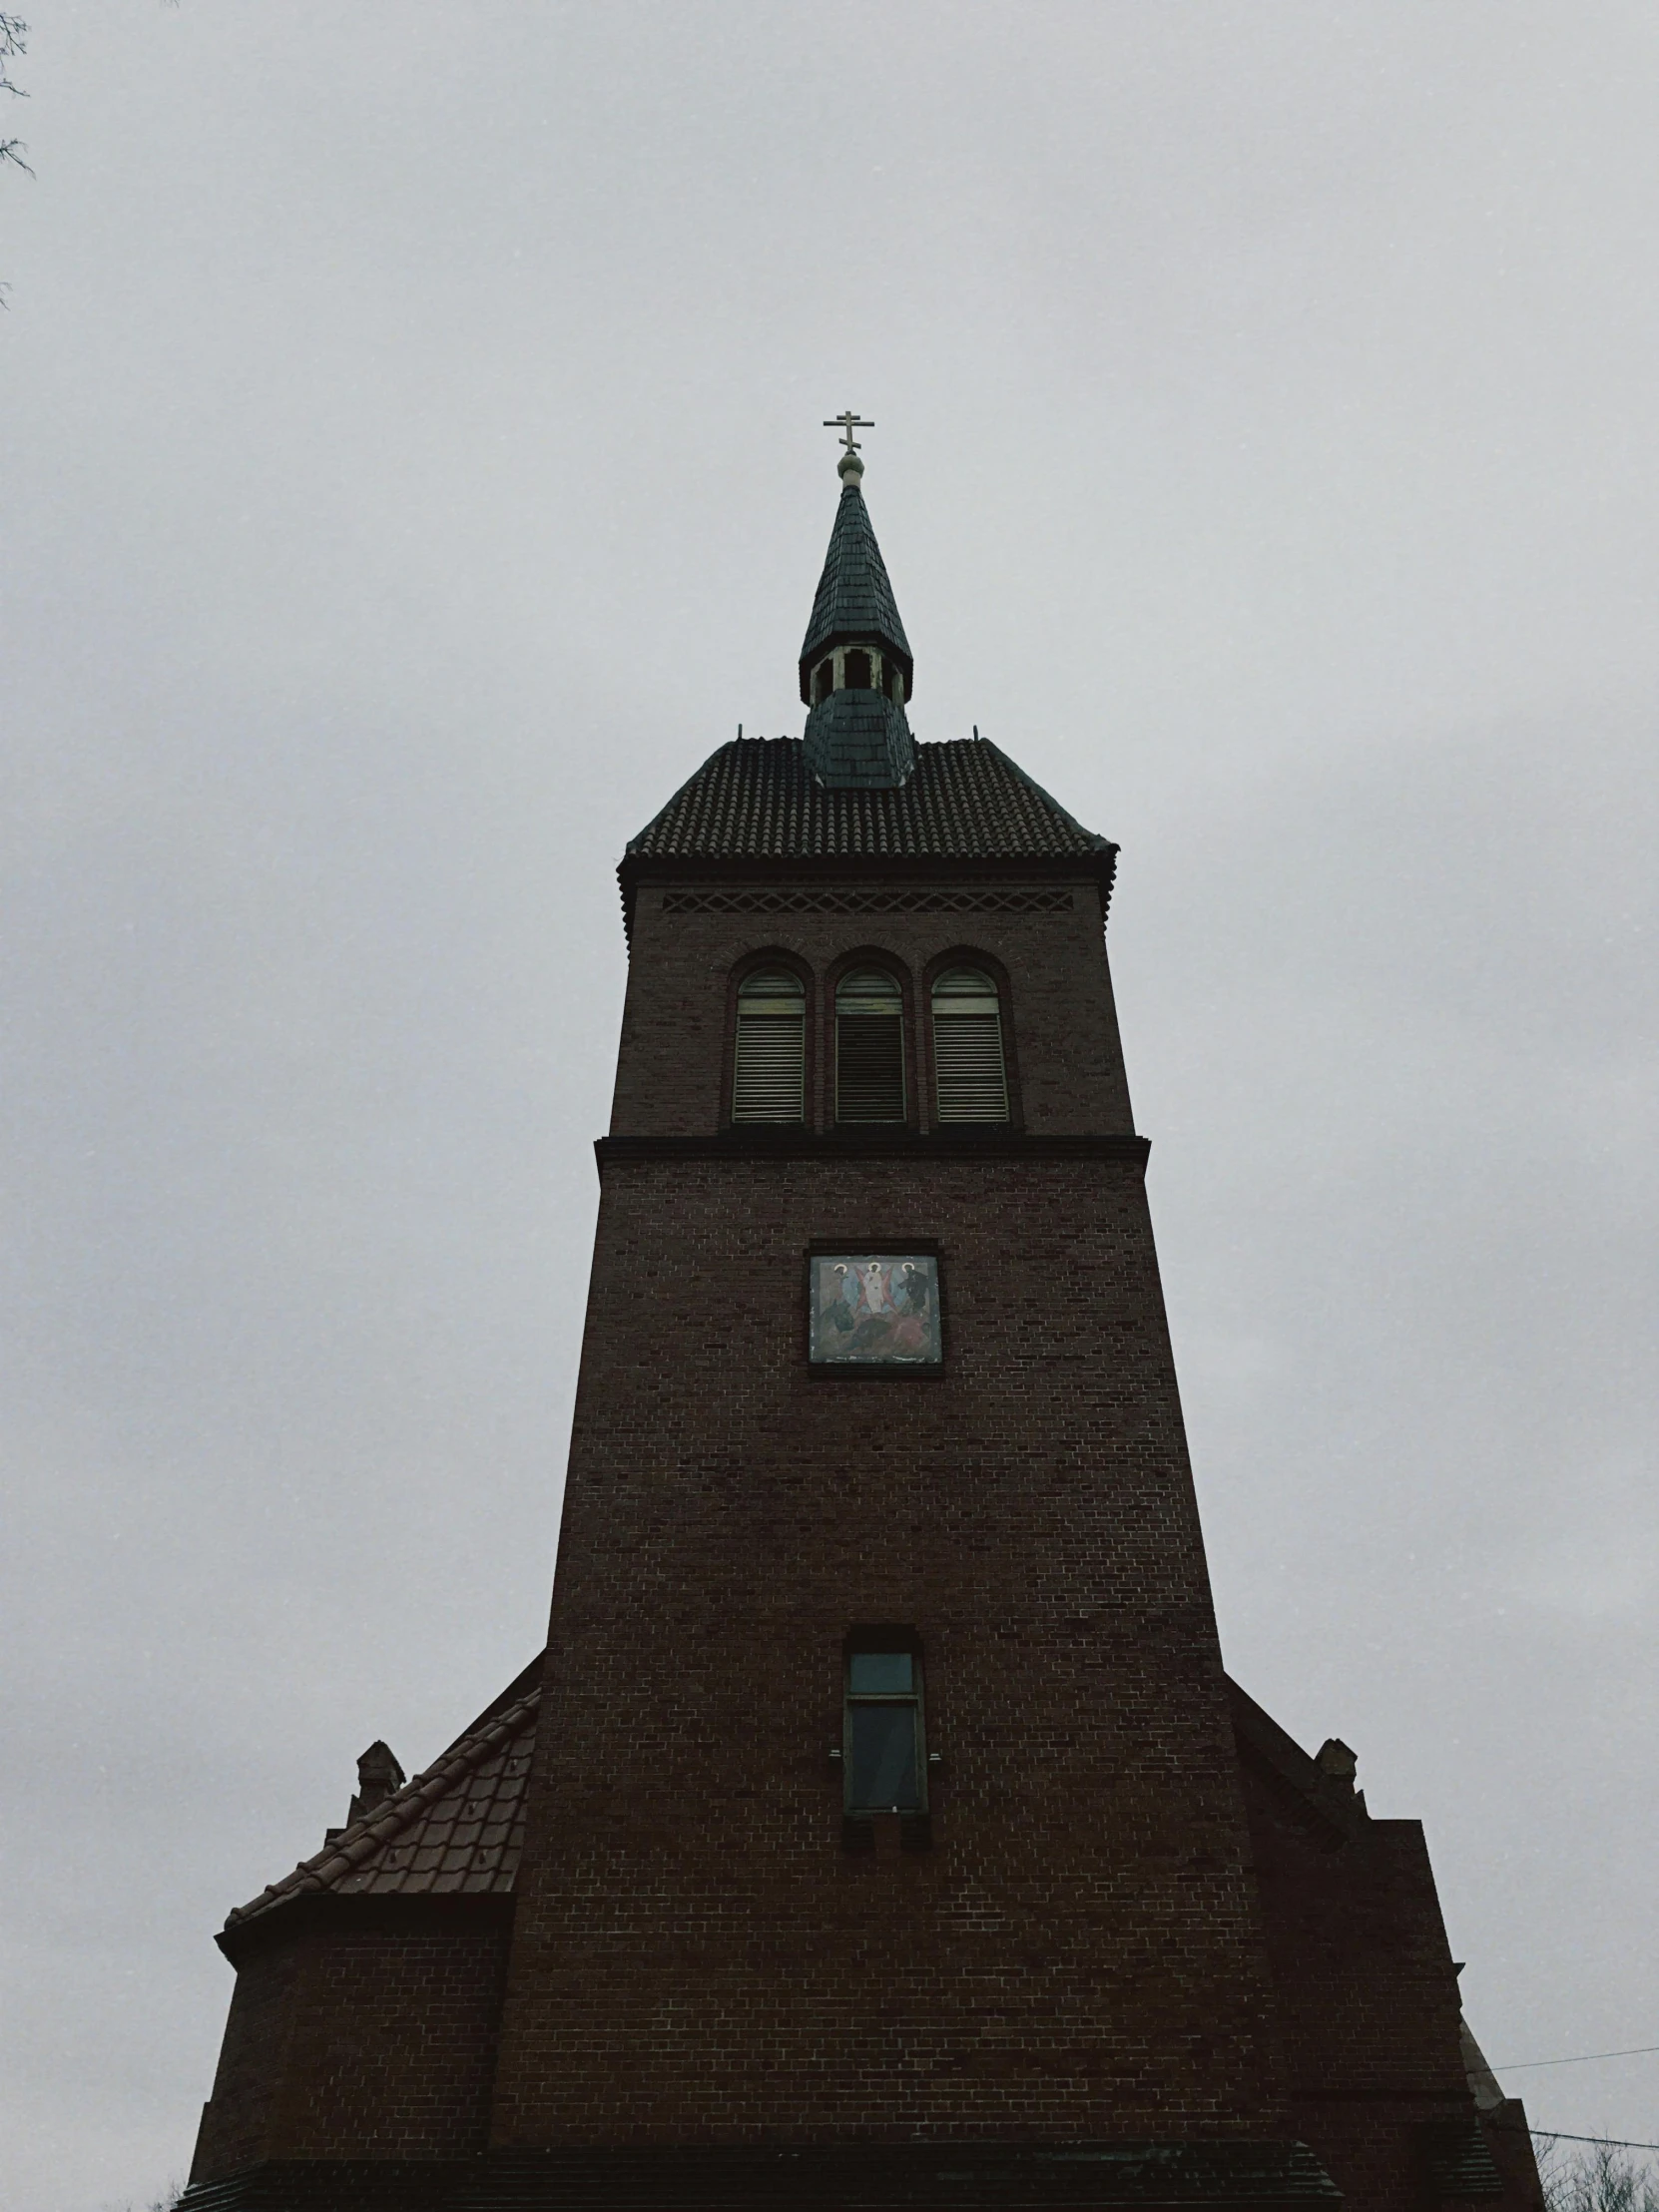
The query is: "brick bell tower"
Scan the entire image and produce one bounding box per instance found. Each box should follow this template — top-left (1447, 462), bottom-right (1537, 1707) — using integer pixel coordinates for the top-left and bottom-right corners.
top-left (183, 430), bottom-right (1541, 2212)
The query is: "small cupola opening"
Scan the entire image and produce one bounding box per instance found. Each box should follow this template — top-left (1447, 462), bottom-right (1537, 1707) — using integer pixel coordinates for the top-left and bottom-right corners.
top-left (843, 648), bottom-right (872, 691)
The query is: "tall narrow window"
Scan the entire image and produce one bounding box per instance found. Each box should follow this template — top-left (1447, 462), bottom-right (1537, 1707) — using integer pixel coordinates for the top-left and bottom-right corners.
top-left (931, 966), bottom-right (1008, 1124)
top-left (732, 968), bottom-right (806, 1123)
top-left (844, 1647), bottom-right (924, 1812)
top-left (835, 968), bottom-right (905, 1124)
top-left (843, 649), bottom-right (872, 691)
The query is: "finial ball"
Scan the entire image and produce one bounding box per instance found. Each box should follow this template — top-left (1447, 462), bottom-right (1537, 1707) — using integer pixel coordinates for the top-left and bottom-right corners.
top-left (837, 449), bottom-right (864, 484)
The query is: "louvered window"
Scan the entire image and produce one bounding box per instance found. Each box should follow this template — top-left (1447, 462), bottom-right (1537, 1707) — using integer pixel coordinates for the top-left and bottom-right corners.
top-left (732, 968), bottom-right (806, 1123)
top-left (931, 967), bottom-right (1009, 1123)
top-left (835, 967), bottom-right (905, 1124)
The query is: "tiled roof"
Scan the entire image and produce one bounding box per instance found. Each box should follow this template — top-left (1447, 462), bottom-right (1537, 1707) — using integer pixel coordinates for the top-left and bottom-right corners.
top-left (1226, 1676), bottom-right (1369, 1845)
top-left (224, 1677), bottom-right (540, 1931)
top-left (800, 480), bottom-right (911, 673)
top-left (1418, 2122), bottom-right (1505, 2200)
top-left (627, 738), bottom-right (1113, 862)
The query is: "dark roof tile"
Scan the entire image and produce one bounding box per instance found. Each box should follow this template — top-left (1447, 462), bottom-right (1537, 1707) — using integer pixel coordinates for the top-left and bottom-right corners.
top-left (627, 737), bottom-right (1112, 862)
top-left (224, 1678), bottom-right (541, 1931)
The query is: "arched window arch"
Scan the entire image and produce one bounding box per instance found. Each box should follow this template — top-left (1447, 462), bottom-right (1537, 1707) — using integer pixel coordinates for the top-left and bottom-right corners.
top-left (835, 967), bottom-right (905, 1124)
top-left (731, 967), bottom-right (806, 1123)
top-left (843, 648), bottom-right (872, 691)
top-left (931, 966), bottom-right (1008, 1123)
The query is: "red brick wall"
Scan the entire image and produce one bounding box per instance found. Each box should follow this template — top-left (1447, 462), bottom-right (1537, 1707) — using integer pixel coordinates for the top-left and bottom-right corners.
top-left (1234, 1734), bottom-right (1515, 2212)
top-left (612, 877), bottom-right (1135, 1137)
top-left (489, 1141), bottom-right (1288, 2145)
top-left (192, 1910), bottom-right (509, 2181)
top-left (190, 1936), bottom-right (302, 2180)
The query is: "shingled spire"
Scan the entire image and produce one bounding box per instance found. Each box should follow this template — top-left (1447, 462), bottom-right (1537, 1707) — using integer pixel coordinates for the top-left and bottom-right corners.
top-left (799, 430), bottom-right (916, 788)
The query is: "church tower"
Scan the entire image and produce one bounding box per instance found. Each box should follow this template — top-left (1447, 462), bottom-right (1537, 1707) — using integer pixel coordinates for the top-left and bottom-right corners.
top-left (182, 434), bottom-right (1541, 2212)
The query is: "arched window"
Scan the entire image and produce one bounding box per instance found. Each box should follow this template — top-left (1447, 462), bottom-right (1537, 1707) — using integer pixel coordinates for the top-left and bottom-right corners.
top-left (815, 658), bottom-right (834, 703)
top-left (843, 648), bottom-right (872, 691)
top-left (931, 967), bottom-right (1008, 1123)
top-left (732, 968), bottom-right (806, 1123)
top-left (835, 967), bottom-right (905, 1124)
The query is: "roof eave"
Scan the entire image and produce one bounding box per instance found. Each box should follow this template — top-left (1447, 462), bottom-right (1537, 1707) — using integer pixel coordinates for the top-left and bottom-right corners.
top-left (616, 843), bottom-right (1120, 943)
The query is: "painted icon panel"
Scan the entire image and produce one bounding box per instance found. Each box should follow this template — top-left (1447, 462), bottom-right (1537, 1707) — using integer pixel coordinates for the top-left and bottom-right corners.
top-left (810, 1254), bottom-right (941, 1366)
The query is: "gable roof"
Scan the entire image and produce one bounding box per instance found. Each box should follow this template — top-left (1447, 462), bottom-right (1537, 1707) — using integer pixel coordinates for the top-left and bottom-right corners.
top-left (222, 1669), bottom-right (541, 1935)
top-left (626, 737), bottom-right (1113, 866)
top-left (1225, 1675), bottom-right (1370, 1847)
top-left (800, 479), bottom-right (912, 678)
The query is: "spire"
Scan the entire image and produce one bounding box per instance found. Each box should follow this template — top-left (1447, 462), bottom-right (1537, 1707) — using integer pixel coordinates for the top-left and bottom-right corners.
top-left (800, 417), bottom-right (915, 789)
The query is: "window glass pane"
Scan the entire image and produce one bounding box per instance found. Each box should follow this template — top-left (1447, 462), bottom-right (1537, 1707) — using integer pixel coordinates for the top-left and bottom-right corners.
top-left (738, 968), bottom-right (804, 1010)
top-left (836, 968), bottom-right (902, 1011)
top-left (848, 1652), bottom-right (913, 1695)
top-left (849, 1704), bottom-right (920, 1810)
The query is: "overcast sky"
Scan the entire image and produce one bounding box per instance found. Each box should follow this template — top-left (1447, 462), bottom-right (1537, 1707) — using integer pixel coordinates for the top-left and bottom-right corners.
top-left (4, 7), bottom-right (1657, 2206)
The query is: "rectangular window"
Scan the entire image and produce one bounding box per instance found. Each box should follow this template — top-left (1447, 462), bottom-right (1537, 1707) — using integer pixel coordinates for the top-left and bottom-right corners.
top-left (844, 1644), bottom-right (925, 1813)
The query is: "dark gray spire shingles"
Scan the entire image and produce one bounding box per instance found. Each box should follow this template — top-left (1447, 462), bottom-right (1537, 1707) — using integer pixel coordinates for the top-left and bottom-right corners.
top-left (800, 483), bottom-right (912, 667)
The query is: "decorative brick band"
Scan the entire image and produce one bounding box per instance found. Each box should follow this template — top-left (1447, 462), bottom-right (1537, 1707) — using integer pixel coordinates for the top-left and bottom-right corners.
top-left (659, 887), bottom-right (1075, 916)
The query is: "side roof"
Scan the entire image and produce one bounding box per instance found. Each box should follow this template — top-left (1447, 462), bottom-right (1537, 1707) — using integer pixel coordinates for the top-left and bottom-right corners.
top-left (221, 1663), bottom-right (541, 1940)
top-left (627, 736), bottom-right (1114, 865)
top-left (217, 1663), bottom-right (1378, 1947)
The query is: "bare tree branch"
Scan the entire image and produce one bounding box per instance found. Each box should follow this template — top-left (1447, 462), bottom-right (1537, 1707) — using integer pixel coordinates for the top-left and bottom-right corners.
top-left (0, 13), bottom-right (31, 177)
top-left (1538, 2136), bottom-right (1659, 2212)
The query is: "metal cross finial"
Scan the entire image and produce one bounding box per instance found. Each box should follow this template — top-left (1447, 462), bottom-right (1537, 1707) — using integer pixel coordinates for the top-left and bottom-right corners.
top-left (824, 409), bottom-right (874, 457)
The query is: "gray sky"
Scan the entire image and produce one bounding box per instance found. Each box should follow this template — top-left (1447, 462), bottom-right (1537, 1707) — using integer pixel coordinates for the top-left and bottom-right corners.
top-left (4, 7), bottom-right (1656, 2205)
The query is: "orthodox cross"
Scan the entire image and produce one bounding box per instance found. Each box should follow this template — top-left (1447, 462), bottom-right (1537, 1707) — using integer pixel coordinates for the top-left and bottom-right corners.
top-left (824, 410), bottom-right (874, 456)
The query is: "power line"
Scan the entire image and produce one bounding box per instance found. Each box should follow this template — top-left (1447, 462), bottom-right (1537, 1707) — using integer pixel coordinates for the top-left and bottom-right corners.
top-left (1493, 2040), bottom-right (1659, 2073)
top-left (1492, 2123), bottom-right (1659, 2154)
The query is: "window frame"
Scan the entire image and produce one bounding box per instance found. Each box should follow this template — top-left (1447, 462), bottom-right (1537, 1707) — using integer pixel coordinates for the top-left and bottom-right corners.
top-left (724, 952), bottom-right (815, 1132)
top-left (929, 963), bottom-right (1010, 1126)
top-left (921, 948), bottom-right (1021, 1133)
top-left (830, 954), bottom-right (914, 1129)
top-left (841, 1632), bottom-right (928, 1817)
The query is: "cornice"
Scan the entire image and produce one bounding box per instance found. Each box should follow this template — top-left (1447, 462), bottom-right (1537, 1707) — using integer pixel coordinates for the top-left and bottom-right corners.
top-left (595, 1131), bottom-right (1150, 1169)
